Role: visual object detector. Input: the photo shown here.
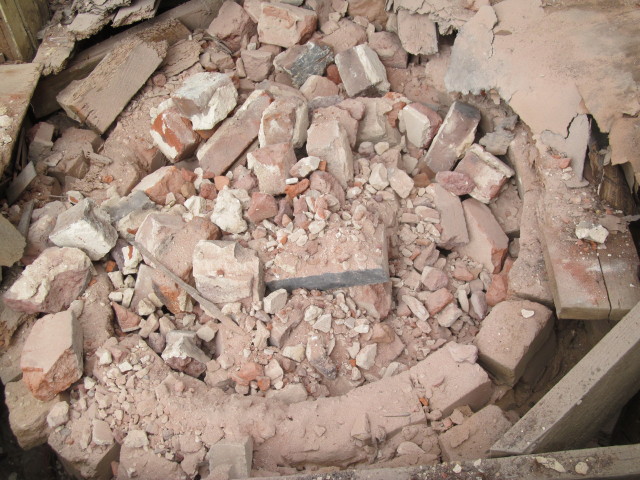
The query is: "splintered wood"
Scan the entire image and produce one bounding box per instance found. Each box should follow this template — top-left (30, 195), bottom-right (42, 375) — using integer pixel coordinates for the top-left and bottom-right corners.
top-left (0, 63), bottom-right (41, 177)
top-left (56, 38), bottom-right (167, 134)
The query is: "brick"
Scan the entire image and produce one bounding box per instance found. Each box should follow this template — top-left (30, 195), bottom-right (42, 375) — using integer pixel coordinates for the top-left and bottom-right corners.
top-left (150, 268), bottom-right (191, 315)
top-left (335, 44), bottom-right (390, 97)
top-left (150, 107), bottom-right (200, 162)
top-left (427, 183), bottom-right (469, 249)
top-left (413, 342), bottom-right (492, 416)
top-left (23, 201), bottom-right (67, 264)
top-left (49, 198), bottom-right (117, 261)
top-left (77, 274), bottom-right (114, 352)
top-left (133, 165), bottom-right (195, 205)
top-left (172, 72), bottom-right (238, 131)
top-left (21, 310), bottom-right (83, 401)
top-left (111, 302), bottom-right (142, 333)
top-left (439, 405), bottom-right (512, 461)
top-left (397, 10), bottom-right (438, 55)
top-left (401, 102), bottom-right (442, 149)
top-left (135, 213), bottom-right (221, 281)
top-left (455, 144), bottom-right (515, 204)
top-left (368, 31), bottom-right (407, 69)
top-left (57, 39), bottom-right (166, 134)
top-left (0, 214), bottom-right (25, 267)
top-left (248, 143), bottom-right (297, 195)
top-left (312, 103), bottom-right (359, 148)
top-left (247, 192), bottom-right (279, 223)
top-left (456, 198), bottom-right (508, 274)
top-left (258, 3), bottom-right (317, 48)
top-left (475, 300), bottom-right (553, 386)
top-left (300, 75), bottom-right (340, 100)
top-left (435, 170), bottom-right (475, 196)
top-left (319, 18), bottom-right (367, 54)
top-left (193, 240), bottom-right (264, 303)
top-left (5, 380), bottom-right (61, 449)
top-left (265, 222), bottom-right (388, 291)
top-left (117, 445), bottom-right (181, 480)
top-left (207, 437), bottom-right (253, 479)
top-left (422, 101), bottom-right (481, 173)
top-left (388, 167), bottom-right (414, 198)
top-left (273, 42), bottom-right (334, 88)
top-left (488, 181), bottom-right (522, 237)
top-left (306, 120), bottom-right (354, 188)
top-left (241, 49), bottom-right (274, 82)
top-left (425, 288), bottom-right (454, 316)
top-left (207, 0), bottom-right (257, 52)
top-left (259, 96), bottom-right (309, 149)
top-left (198, 90), bottom-right (273, 176)
top-left (4, 247), bottom-right (92, 314)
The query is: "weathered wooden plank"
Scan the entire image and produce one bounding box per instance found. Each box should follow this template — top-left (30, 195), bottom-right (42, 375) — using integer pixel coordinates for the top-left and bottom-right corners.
top-left (252, 444), bottom-right (640, 480)
top-left (57, 39), bottom-right (167, 134)
top-left (598, 228), bottom-right (640, 321)
top-left (31, 0), bottom-right (223, 118)
top-left (0, 0), bottom-right (32, 60)
top-left (491, 301), bottom-right (640, 456)
top-left (0, 63), bottom-right (41, 178)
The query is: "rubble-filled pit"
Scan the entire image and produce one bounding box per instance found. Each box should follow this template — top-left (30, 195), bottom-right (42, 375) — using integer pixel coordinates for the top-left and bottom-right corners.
top-left (1, 0), bottom-right (639, 479)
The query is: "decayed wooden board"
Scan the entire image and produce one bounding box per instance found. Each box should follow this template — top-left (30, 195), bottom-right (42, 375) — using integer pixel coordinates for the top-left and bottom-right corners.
top-left (598, 228), bottom-right (640, 321)
top-left (0, 63), bottom-right (41, 178)
top-left (56, 39), bottom-right (167, 134)
top-left (491, 301), bottom-right (640, 456)
top-left (0, 0), bottom-right (47, 60)
top-left (31, 0), bottom-right (224, 118)
top-left (253, 444), bottom-right (640, 480)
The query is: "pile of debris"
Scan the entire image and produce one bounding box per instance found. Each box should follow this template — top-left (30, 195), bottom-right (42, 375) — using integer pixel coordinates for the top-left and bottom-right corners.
top-left (1, 0), bottom-right (639, 479)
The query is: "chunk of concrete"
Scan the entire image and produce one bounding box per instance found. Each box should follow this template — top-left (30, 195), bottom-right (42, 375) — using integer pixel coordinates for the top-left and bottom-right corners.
top-left (475, 300), bottom-right (554, 386)
top-left (248, 142), bottom-right (297, 195)
top-left (4, 247), bottom-right (92, 314)
top-left (172, 72), bottom-right (238, 131)
top-left (5, 380), bottom-right (61, 449)
top-left (49, 198), bottom-right (117, 261)
top-left (335, 44), bottom-right (390, 97)
top-left (439, 405), bottom-right (512, 461)
top-left (422, 101), bottom-right (481, 173)
top-left (258, 3), bottom-right (317, 48)
top-left (193, 240), bottom-right (264, 303)
top-left (397, 10), bottom-right (438, 56)
top-left (162, 330), bottom-right (210, 377)
top-left (454, 144), bottom-right (515, 204)
top-left (21, 310), bottom-right (83, 401)
top-left (210, 187), bottom-right (248, 234)
top-left (456, 198), bottom-right (508, 274)
top-left (265, 223), bottom-right (388, 291)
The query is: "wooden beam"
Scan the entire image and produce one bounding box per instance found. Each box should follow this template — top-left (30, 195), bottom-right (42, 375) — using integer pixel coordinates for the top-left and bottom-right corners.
top-left (491, 301), bottom-right (640, 456)
top-left (251, 444), bottom-right (640, 480)
top-left (31, 0), bottom-right (223, 118)
top-left (0, 0), bottom-right (47, 60)
top-left (0, 63), bottom-right (41, 178)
